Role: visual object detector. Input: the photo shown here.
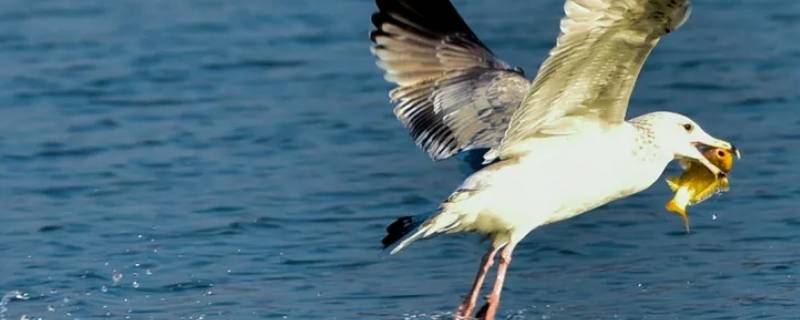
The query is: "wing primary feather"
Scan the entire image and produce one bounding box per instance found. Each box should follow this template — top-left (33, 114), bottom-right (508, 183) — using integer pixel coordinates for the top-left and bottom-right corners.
top-left (370, 0), bottom-right (530, 160)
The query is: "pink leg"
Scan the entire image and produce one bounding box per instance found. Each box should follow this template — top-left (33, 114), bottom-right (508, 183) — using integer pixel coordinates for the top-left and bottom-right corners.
top-left (478, 242), bottom-right (517, 320)
top-left (454, 245), bottom-right (501, 319)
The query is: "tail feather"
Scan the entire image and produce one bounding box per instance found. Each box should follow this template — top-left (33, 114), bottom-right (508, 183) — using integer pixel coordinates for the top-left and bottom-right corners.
top-left (383, 188), bottom-right (477, 254)
top-left (390, 225), bottom-right (429, 255)
top-left (388, 208), bottom-right (462, 255)
top-left (381, 216), bottom-right (414, 248)
top-left (381, 211), bottom-right (433, 249)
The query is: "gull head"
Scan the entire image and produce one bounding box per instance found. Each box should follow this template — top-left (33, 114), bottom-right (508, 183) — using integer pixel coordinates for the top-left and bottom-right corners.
top-left (637, 112), bottom-right (739, 177)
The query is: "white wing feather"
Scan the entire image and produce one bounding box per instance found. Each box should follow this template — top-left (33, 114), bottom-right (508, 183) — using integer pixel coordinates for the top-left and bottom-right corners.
top-left (486, 0), bottom-right (691, 161)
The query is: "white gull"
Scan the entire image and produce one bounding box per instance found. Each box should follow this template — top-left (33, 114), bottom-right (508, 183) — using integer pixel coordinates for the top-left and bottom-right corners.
top-left (370, 0), bottom-right (737, 319)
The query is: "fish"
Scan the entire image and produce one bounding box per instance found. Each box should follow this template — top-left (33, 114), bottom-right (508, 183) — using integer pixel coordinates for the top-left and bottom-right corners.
top-left (665, 148), bottom-right (738, 233)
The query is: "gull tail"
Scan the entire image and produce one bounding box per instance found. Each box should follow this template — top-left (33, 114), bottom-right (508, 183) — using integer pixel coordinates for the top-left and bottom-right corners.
top-left (381, 152), bottom-right (487, 249)
top-left (381, 211), bottom-right (432, 249)
top-left (386, 204), bottom-right (465, 255)
top-left (381, 212), bottom-right (424, 248)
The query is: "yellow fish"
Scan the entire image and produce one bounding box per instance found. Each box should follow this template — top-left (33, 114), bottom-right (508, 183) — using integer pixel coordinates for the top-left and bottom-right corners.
top-left (665, 148), bottom-right (737, 233)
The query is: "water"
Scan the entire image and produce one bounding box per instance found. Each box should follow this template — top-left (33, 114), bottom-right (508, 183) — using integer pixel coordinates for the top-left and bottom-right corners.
top-left (0, 0), bottom-right (798, 319)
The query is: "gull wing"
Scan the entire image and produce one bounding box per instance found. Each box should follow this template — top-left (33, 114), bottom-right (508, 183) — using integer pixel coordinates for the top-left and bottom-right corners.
top-left (371, 0), bottom-right (530, 161)
top-left (486, 0), bottom-right (692, 161)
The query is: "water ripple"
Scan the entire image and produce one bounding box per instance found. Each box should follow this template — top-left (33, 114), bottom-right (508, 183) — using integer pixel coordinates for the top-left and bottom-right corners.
top-left (0, 1), bottom-right (796, 319)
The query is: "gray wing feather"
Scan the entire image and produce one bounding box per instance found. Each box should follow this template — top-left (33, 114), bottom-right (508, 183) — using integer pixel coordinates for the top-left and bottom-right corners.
top-left (371, 0), bottom-right (530, 160)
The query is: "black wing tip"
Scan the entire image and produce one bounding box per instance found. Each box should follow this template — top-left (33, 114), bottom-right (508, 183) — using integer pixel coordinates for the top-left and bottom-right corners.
top-left (370, 11), bottom-right (387, 29)
top-left (369, 10), bottom-right (404, 44)
top-left (369, 29), bottom-right (387, 43)
top-left (381, 216), bottom-right (415, 248)
top-left (374, 0), bottom-right (395, 11)
top-left (371, 0), bottom-right (481, 43)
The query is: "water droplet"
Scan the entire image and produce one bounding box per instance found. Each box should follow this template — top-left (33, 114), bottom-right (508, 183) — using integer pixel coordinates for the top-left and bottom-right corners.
top-left (112, 272), bottom-right (123, 284)
top-left (145, 269), bottom-right (152, 276)
top-left (712, 214), bottom-right (718, 220)
top-left (132, 281), bottom-right (140, 289)
top-left (47, 305), bottom-right (55, 312)
top-left (101, 285), bottom-right (108, 293)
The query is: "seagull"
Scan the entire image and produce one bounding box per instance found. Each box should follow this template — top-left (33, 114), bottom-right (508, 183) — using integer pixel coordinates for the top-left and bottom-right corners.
top-left (369, 0), bottom-right (737, 319)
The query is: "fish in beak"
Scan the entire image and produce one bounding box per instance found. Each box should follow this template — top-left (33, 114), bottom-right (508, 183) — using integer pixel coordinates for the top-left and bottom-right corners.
top-left (677, 131), bottom-right (739, 178)
top-left (665, 147), bottom-right (736, 233)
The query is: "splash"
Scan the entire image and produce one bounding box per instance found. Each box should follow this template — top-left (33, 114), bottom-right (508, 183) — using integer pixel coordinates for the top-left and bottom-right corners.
top-left (0, 291), bottom-right (29, 320)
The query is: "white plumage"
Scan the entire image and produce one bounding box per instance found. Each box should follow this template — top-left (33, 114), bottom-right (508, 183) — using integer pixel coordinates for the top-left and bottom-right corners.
top-left (370, 0), bottom-right (736, 319)
top-left (393, 112), bottom-right (730, 252)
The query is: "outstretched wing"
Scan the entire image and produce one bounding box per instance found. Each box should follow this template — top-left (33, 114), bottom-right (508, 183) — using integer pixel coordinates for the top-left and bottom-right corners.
top-left (371, 0), bottom-right (530, 161)
top-left (487, 0), bottom-right (692, 161)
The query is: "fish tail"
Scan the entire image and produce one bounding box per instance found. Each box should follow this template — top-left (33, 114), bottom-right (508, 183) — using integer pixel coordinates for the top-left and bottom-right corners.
top-left (665, 199), bottom-right (691, 233)
top-left (665, 199), bottom-right (685, 215)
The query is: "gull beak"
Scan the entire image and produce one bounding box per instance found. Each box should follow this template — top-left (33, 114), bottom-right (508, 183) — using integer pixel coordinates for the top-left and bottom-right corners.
top-left (697, 136), bottom-right (739, 160)
top-left (677, 133), bottom-right (738, 178)
top-left (676, 145), bottom-right (723, 178)
top-left (689, 134), bottom-right (739, 177)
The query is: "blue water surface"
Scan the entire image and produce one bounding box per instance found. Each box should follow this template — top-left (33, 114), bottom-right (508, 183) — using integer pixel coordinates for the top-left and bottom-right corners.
top-left (0, 0), bottom-right (799, 319)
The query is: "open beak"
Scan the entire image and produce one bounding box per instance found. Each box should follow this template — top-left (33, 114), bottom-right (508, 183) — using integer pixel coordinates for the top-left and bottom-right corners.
top-left (694, 137), bottom-right (739, 176)
top-left (678, 135), bottom-right (739, 178)
top-left (697, 137), bottom-right (739, 159)
top-left (679, 147), bottom-right (723, 177)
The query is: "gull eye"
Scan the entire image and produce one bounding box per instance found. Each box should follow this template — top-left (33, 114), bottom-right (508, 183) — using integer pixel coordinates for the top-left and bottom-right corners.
top-left (682, 123), bottom-right (694, 132)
